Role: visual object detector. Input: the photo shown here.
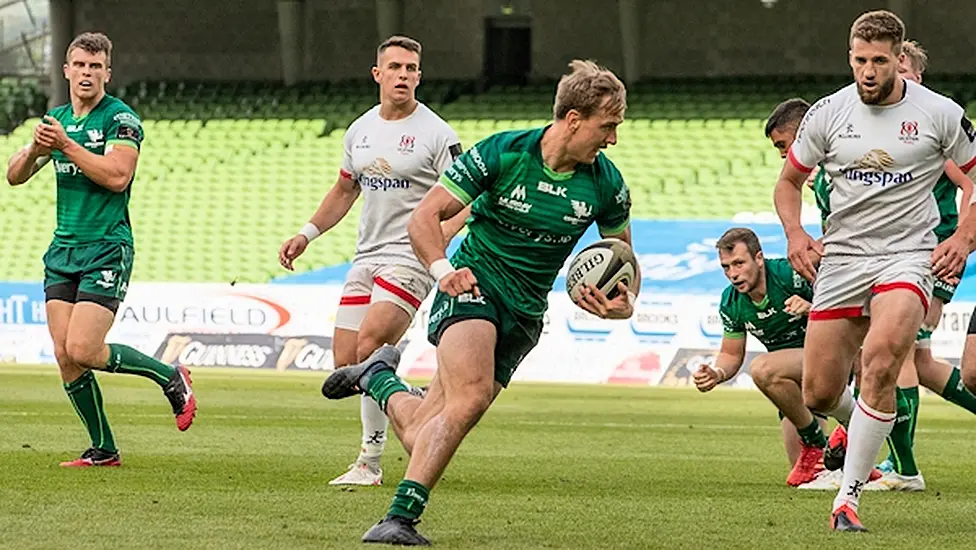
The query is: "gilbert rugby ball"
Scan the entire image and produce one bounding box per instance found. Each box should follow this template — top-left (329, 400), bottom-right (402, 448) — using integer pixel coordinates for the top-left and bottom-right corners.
top-left (565, 238), bottom-right (638, 302)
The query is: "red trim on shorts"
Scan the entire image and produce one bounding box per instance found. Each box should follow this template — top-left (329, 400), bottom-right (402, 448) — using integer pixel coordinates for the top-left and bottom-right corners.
top-left (787, 148), bottom-right (814, 174)
top-left (339, 168), bottom-right (354, 180)
top-left (809, 306), bottom-right (864, 320)
top-left (960, 156), bottom-right (976, 174)
top-left (871, 282), bottom-right (929, 313)
top-left (339, 295), bottom-right (370, 306)
top-left (374, 277), bottom-right (422, 309)
top-left (856, 400), bottom-right (895, 423)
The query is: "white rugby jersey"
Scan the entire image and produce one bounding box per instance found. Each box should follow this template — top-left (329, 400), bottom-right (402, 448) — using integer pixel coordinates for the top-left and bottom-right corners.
top-left (341, 103), bottom-right (461, 268)
top-left (789, 80), bottom-right (976, 256)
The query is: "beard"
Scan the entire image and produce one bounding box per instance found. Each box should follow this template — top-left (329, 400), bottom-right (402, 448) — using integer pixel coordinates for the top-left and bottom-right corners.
top-left (857, 74), bottom-right (896, 105)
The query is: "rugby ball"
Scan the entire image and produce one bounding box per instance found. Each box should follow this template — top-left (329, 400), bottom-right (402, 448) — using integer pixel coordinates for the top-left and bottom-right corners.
top-left (565, 238), bottom-right (638, 302)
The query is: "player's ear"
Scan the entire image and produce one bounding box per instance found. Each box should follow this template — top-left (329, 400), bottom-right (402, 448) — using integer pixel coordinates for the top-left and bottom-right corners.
top-left (371, 65), bottom-right (381, 84)
top-left (755, 250), bottom-right (764, 264)
top-left (105, 67), bottom-right (112, 84)
top-left (62, 63), bottom-right (69, 81)
top-left (566, 110), bottom-right (581, 133)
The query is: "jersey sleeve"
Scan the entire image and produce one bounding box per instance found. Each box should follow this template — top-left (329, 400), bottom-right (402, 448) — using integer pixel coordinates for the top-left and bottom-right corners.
top-left (940, 103), bottom-right (976, 173)
top-left (719, 288), bottom-right (745, 339)
top-left (788, 97), bottom-right (830, 174)
top-left (341, 124), bottom-right (358, 181)
top-left (432, 124), bottom-right (463, 177)
top-left (596, 160), bottom-right (631, 235)
top-left (438, 134), bottom-right (503, 206)
top-left (105, 108), bottom-right (144, 151)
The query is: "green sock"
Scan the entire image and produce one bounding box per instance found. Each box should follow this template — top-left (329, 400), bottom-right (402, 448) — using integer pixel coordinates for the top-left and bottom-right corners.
top-left (940, 368), bottom-right (976, 415)
top-left (885, 387), bottom-right (919, 476)
top-left (387, 479), bottom-right (430, 520)
top-left (365, 368), bottom-right (410, 412)
top-left (796, 418), bottom-right (828, 448)
top-left (853, 387), bottom-right (860, 400)
top-left (64, 370), bottom-right (117, 453)
top-left (105, 343), bottom-right (176, 387)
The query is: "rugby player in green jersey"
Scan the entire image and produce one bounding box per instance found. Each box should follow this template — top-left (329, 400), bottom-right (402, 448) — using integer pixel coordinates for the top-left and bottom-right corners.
top-left (5, 33), bottom-right (196, 468)
top-left (321, 60), bottom-right (636, 545)
top-left (694, 228), bottom-right (858, 487)
top-left (765, 80), bottom-right (976, 492)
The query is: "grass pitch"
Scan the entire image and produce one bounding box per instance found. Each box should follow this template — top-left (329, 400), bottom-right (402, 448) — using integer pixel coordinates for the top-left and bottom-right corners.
top-left (2, 364), bottom-right (976, 549)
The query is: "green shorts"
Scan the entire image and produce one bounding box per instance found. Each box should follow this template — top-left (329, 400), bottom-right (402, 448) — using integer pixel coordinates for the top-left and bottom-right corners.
top-left (43, 241), bottom-right (133, 311)
top-left (426, 285), bottom-right (543, 388)
top-left (933, 263), bottom-right (964, 304)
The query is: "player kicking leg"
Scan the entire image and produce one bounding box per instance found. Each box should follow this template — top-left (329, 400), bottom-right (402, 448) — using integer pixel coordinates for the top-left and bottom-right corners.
top-left (6, 33), bottom-right (195, 466)
top-left (776, 10), bottom-right (976, 531)
top-left (322, 60), bottom-right (636, 545)
top-left (279, 36), bottom-right (466, 486)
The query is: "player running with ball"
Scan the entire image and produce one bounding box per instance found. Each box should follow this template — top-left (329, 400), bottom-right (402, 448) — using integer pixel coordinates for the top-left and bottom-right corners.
top-left (321, 59), bottom-right (637, 545)
top-left (775, 11), bottom-right (976, 531)
top-left (279, 36), bottom-right (467, 486)
top-left (6, 32), bottom-right (196, 467)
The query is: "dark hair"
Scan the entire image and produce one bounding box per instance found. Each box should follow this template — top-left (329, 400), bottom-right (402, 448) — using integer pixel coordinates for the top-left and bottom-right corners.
top-left (765, 98), bottom-right (810, 138)
top-left (66, 32), bottom-right (112, 66)
top-left (377, 35), bottom-right (422, 60)
top-left (716, 228), bottom-right (762, 257)
top-left (850, 10), bottom-right (905, 54)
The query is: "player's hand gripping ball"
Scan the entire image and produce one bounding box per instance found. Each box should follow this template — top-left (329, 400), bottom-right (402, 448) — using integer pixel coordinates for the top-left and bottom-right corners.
top-left (566, 238), bottom-right (638, 319)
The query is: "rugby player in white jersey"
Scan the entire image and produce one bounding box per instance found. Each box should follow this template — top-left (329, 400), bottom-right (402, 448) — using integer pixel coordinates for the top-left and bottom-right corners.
top-left (774, 10), bottom-right (976, 531)
top-left (279, 36), bottom-right (467, 486)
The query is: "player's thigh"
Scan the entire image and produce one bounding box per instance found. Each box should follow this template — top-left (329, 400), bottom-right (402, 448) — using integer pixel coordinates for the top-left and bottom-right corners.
top-left (750, 348), bottom-right (804, 385)
top-left (64, 301), bottom-right (116, 368)
top-left (803, 318), bottom-right (868, 405)
top-left (436, 319), bottom-right (498, 396)
top-left (863, 290), bottom-right (926, 372)
top-left (923, 297), bottom-right (946, 330)
top-left (333, 264), bottom-right (375, 366)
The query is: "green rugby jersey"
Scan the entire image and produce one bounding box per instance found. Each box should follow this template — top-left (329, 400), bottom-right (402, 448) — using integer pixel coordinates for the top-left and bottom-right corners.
top-left (719, 258), bottom-right (813, 352)
top-left (439, 127), bottom-right (631, 319)
top-left (932, 172), bottom-right (958, 242)
top-left (47, 94), bottom-right (144, 245)
top-left (814, 167), bottom-right (957, 242)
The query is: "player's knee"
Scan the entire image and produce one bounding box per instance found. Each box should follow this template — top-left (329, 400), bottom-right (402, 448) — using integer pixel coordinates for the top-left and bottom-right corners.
top-left (802, 383), bottom-right (838, 414)
top-left (962, 366), bottom-right (976, 394)
top-left (747, 355), bottom-right (776, 389)
top-left (445, 387), bottom-right (493, 430)
top-left (65, 337), bottom-right (103, 369)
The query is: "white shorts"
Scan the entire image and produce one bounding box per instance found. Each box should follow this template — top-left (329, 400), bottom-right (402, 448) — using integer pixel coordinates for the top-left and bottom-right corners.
top-left (809, 253), bottom-right (934, 320)
top-left (334, 263), bottom-right (434, 331)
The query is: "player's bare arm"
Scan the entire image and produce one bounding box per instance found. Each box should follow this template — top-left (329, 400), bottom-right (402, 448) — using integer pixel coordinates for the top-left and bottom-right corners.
top-left (774, 160), bottom-right (823, 282)
top-left (440, 204), bottom-right (471, 242)
top-left (694, 336), bottom-right (746, 392)
top-left (6, 139), bottom-right (51, 186)
top-left (279, 173), bottom-right (361, 270)
top-left (933, 162), bottom-right (976, 279)
top-left (576, 225), bottom-right (637, 320)
top-left (946, 160), bottom-right (974, 225)
top-left (35, 115), bottom-right (138, 193)
top-left (408, 185), bottom-right (478, 296)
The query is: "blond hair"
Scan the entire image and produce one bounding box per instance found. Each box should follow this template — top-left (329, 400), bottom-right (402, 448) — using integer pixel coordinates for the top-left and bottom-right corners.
top-left (553, 60), bottom-right (626, 120)
top-left (850, 10), bottom-right (905, 54)
top-left (66, 32), bottom-right (112, 66)
top-left (902, 40), bottom-right (928, 74)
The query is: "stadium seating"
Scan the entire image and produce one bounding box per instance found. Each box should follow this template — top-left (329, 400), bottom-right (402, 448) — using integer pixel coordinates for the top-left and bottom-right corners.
top-left (2, 75), bottom-right (974, 282)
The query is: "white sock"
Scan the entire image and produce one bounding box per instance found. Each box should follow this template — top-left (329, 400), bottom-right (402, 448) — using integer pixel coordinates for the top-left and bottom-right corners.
top-left (359, 394), bottom-right (388, 462)
top-left (832, 396), bottom-right (895, 512)
top-left (828, 388), bottom-right (855, 427)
